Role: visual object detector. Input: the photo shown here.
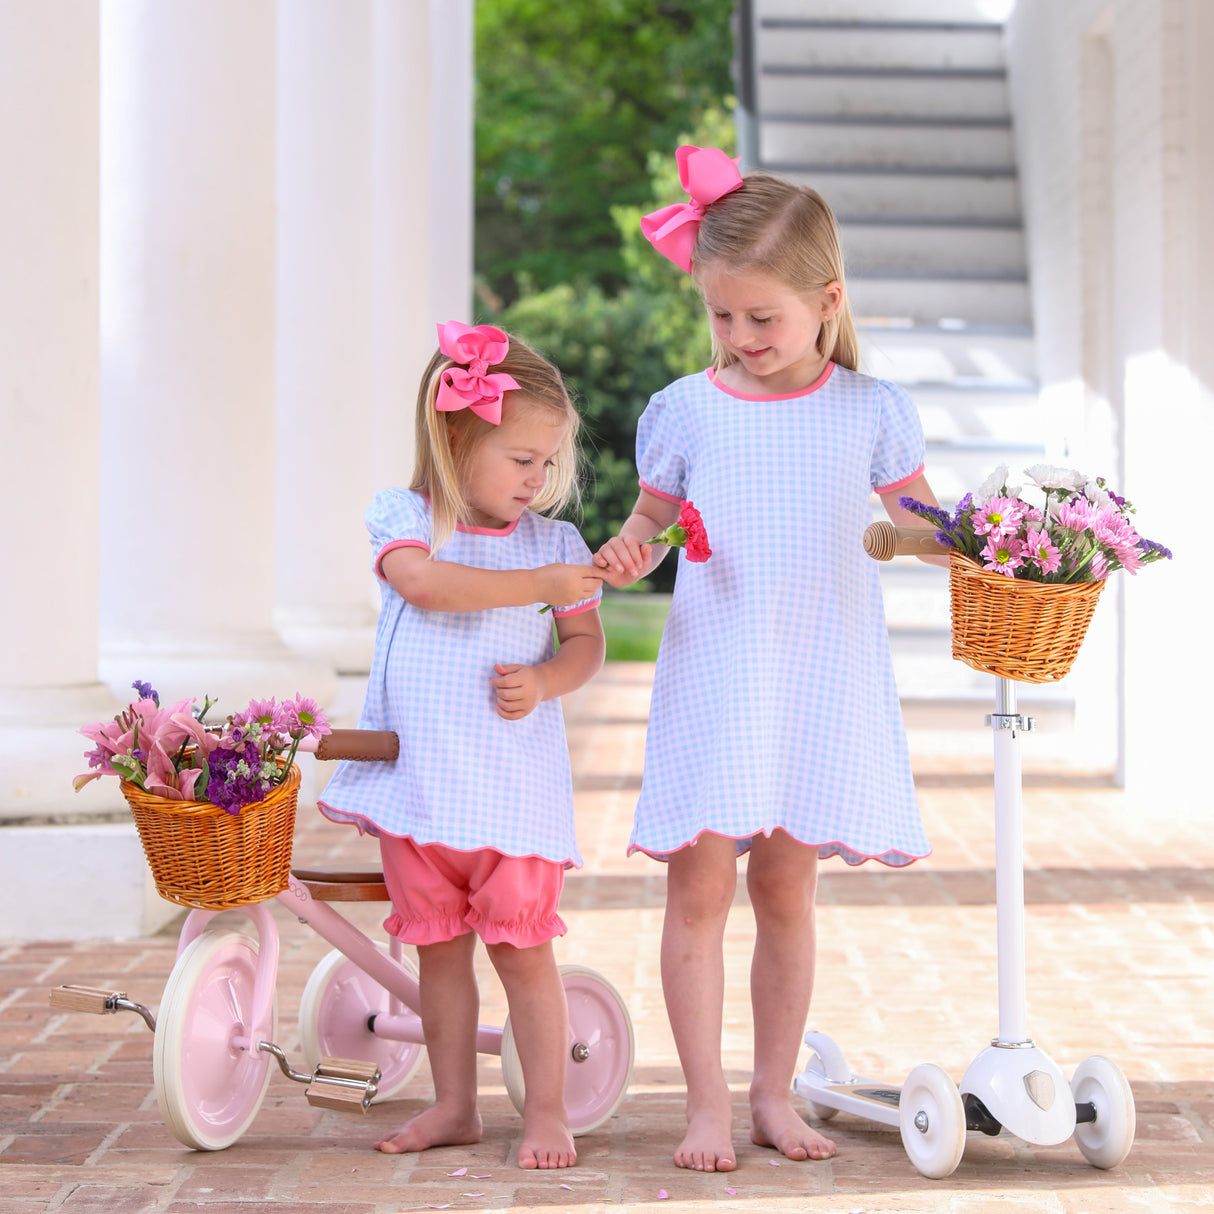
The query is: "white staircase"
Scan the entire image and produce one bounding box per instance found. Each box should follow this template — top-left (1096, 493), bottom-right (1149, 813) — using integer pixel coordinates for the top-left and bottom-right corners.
top-left (744, 0), bottom-right (1064, 729)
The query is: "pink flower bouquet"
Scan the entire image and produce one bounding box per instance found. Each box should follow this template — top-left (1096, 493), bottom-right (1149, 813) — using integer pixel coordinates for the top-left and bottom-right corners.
top-left (900, 465), bottom-right (1170, 583)
top-left (75, 681), bottom-right (331, 814)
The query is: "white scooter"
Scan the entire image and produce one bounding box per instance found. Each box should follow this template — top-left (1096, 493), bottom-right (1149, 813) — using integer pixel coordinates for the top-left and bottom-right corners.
top-left (791, 523), bottom-right (1136, 1179)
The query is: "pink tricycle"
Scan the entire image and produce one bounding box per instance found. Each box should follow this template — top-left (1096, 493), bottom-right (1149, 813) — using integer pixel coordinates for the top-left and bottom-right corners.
top-left (49, 729), bottom-right (635, 1151)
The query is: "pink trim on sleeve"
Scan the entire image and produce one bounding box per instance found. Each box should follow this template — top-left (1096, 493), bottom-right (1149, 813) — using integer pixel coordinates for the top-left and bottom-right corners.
top-left (375, 538), bottom-right (430, 581)
top-left (874, 463), bottom-right (925, 495)
top-left (553, 598), bottom-right (601, 618)
top-left (638, 480), bottom-right (683, 505)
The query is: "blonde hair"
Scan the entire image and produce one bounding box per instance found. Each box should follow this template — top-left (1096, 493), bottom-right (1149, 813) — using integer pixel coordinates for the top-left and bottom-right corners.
top-left (691, 172), bottom-right (859, 373)
top-left (411, 331), bottom-right (581, 553)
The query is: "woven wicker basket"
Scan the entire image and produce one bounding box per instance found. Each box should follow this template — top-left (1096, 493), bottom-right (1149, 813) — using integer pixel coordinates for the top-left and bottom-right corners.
top-left (121, 764), bottom-right (300, 910)
top-left (949, 552), bottom-right (1106, 683)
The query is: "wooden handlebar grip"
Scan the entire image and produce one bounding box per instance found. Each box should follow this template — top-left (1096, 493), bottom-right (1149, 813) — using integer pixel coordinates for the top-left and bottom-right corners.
top-left (314, 729), bottom-right (399, 762)
top-left (863, 522), bottom-right (948, 561)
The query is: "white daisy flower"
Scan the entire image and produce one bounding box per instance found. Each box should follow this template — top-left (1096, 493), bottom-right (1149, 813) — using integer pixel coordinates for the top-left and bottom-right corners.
top-left (975, 464), bottom-right (1009, 500)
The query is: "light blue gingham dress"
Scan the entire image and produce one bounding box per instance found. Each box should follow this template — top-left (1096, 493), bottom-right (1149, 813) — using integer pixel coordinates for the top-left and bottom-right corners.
top-left (318, 489), bottom-right (600, 867)
top-left (631, 364), bottom-right (931, 867)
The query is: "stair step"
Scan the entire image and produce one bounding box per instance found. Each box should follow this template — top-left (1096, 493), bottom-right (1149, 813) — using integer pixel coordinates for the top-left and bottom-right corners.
top-left (840, 219), bottom-right (1025, 276)
top-left (910, 383), bottom-right (1043, 443)
top-left (760, 116), bottom-right (1015, 171)
top-left (756, 24), bottom-right (1006, 72)
top-left (857, 324), bottom-right (1037, 386)
top-left (850, 274), bottom-right (1031, 328)
top-left (759, 68), bottom-right (1010, 119)
top-left (756, 0), bottom-right (1013, 23)
top-left (771, 164), bottom-right (1021, 223)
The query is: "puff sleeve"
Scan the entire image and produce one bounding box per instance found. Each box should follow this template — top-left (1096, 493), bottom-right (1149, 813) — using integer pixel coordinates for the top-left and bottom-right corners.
top-left (552, 522), bottom-right (602, 618)
top-left (636, 387), bottom-right (688, 504)
top-left (365, 489), bottom-right (432, 580)
top-left (871, 379), bottom-right (926, 493)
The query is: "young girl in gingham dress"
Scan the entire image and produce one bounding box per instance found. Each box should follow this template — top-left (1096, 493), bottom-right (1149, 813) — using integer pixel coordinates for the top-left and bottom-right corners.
top-left (595, 147), bottom-right (947, 1174)
top-left (320, 322), bottom-right (609, 1169)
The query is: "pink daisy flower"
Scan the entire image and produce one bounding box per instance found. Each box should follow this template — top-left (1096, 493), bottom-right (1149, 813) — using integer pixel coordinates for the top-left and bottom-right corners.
top-left (1024, 526), bottom-right (1061, 576)
top-left (233, 697), bottom-right (278, 731)
top-left (1054, 497), bottom-right (1098, 534)
top-left (280, 693), bottom-right (329, 740)
top-left (972, 495), bottom-right (1023, 538)
top-left (981, 534), bottom-right (1025, 576)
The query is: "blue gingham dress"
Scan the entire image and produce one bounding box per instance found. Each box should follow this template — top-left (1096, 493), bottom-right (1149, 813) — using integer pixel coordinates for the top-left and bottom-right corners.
top-left (631, 364), bottom-right (931, 866)
top-left (318, 489), bottom-right (600, 866)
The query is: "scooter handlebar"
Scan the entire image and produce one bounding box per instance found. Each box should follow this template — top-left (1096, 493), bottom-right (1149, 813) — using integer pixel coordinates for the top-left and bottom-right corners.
top-left (863, 521), bottom-right (950, 562)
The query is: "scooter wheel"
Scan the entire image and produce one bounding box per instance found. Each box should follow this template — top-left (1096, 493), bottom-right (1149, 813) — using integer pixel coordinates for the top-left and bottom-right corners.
top-left (898, 1063), bottom-right (965, 1179)
top-left (501, 964), bottom-right (635, 1136)
top-left (1071, 1055), bottom-right (1135, 1169)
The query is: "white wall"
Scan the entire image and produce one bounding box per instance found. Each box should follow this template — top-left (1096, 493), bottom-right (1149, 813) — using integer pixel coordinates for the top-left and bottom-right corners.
top-left (1005, 0), bottom-right (1212, 800)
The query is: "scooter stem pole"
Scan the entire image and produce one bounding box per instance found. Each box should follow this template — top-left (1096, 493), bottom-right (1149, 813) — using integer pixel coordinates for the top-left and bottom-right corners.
top-left (992, 676), bottom-right (1029, 1043)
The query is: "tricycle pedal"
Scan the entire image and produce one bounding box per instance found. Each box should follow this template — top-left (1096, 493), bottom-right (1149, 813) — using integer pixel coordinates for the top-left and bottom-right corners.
top-left (48, 985), bottom-right (156, 1029)
top-left (306, 1056), bottom-right (381, 1112)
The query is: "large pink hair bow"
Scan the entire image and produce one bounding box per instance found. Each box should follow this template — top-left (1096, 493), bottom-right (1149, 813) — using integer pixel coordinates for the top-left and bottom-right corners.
top-left (640, 145), bottom-right (744, 273)
top-left (435, 321), bottom-right (520, 426)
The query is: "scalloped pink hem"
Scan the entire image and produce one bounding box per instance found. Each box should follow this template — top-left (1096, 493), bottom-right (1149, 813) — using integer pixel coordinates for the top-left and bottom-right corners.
top-left (628, 826), bottom-right (930, 868)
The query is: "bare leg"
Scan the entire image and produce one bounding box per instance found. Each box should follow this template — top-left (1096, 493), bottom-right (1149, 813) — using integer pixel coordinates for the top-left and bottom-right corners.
top-left (662, 834), bottom-right (739, 1172)
top-left (375, 933), bottom-right (483, 1154)
top-left (487, 939), bottom-right (576, 1169)
top-left (745, 830), bottom-right (836, 1161)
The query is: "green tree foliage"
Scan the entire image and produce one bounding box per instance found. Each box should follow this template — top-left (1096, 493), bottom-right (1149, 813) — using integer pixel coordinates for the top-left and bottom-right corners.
top-left (497, 109), bottom-right (737, 589)
top-left (475, 0), bottom-right (734, 305)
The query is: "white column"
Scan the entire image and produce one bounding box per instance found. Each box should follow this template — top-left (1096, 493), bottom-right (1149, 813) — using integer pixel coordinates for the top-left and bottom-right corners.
top-left (274, 0), bottom-right (378, 673)
top-left (99, 0), bottom-right (336, 711)
top-left (427, 0), bottom-right (475, 329)
top-left (275, 0), bottom-right (473, 691)
top-left (0, 1), bottom-right (168, 939)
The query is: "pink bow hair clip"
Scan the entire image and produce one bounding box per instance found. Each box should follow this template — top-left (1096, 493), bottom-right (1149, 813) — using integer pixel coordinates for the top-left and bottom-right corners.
top-left (435, 321), bottom-right (521, 426)
top-left (640, 145), bottom-right (744, 274)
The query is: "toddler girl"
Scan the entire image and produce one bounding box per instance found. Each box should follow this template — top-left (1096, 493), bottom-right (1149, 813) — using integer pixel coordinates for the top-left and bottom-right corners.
top-left (320, 322), bottom-right (607, 1169)
top-left (595, 146), bottom-right (946, 1172)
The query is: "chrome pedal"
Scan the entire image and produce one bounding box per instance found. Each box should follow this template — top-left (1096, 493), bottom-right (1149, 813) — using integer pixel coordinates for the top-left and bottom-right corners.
top-left (306, 1056), bottom-right (382, 1112)
top-left (48, 985), bottom-right (156, 1030)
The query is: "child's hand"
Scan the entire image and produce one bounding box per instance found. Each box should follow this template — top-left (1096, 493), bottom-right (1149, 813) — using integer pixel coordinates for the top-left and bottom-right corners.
top-left (492, 663), bottom-right (544, 720)
top-left (594, 536), bottom-right (651, 588)
top-left (535, 563), bottom-right (603, 609)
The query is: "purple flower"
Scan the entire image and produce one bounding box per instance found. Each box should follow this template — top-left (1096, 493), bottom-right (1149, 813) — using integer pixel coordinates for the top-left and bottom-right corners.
top-left (1140, 537), bottom-right (1173, 561)
top-left (899, 496), bottom-right (953, 531)
top-left (206, 742), bottom-right (271, 815)
top-left (131, 680), bottom-right (159, 706)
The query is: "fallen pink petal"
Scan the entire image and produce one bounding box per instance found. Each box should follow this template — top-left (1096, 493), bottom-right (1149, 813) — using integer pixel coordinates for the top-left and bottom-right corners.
top-left (657, 1189), bottom-right (669, 1200)
top-left (447, 1167), bottom-right (467, 1176)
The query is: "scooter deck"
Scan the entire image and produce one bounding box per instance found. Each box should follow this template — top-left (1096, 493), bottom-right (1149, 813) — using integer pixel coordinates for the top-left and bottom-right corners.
top-left (793, 1070), bottom-right (903, 1128)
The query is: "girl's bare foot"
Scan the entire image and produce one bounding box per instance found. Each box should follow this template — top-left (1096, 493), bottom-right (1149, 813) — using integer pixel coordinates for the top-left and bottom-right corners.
top-left (674, 1098), bottom-right (737, 1172)
top-left (375, 1103), bottom-right (482, 1154)
top-left (750, 1094), bottom-right (836, 1161)
top-left (517, 1108), bottom-right (576, 1169)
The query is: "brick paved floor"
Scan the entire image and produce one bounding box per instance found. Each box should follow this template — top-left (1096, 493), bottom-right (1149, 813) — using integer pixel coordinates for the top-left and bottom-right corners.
top-left (2, 662), bottom-right (1212, 1212)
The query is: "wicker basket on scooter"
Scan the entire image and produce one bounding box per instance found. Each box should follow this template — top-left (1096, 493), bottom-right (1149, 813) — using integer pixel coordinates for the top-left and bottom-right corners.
top-left (120, 763), bottom-right (300, 910)
top-left (948, 551), bottom-right (1106, 683)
